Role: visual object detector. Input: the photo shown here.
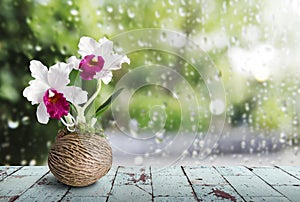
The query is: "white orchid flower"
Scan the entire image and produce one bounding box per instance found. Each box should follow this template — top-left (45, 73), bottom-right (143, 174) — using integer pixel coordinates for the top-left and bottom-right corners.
top-left (23, 60), bottom-right (88, 124)
top-left (68, 36), bottom-right (130, 84)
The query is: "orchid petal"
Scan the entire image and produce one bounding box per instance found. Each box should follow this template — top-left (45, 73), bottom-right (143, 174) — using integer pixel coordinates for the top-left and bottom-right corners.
top-left (37, 103), bottom-right (49, 124)
top-left (23, 80), bottom-right (48, 104)
top-left (94, 70), bottom-right (113, 85)
top-left (29, 60), bottom-right (48, 82)
top-left (48, 62), bottom-right (70, 89)
top-left (67, 56), bottom-right (80, 70)
top-left (43, 89), bottom-right (70, 119)
top-left (97, 37), bottom-right (114, 57)
top-left (61, 86), bottom-right (88, 105)
top-left (104, 53), bottom-right (130, 70)
top-left (79, 55), bottom-right (105, 80)
top-left (78, 36), bottom-right (99, 56)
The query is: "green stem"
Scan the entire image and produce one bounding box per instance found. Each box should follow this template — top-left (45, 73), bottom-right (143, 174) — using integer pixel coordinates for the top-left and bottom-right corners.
top-left (76, 80), bottom-right (102, 124)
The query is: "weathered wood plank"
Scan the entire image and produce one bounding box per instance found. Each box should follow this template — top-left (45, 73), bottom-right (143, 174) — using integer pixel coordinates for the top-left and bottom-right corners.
top-left (114, 166), bottom-right (151, 185)
top-left (108, 184), bottom-right (152, 202)
top-left (0, 166), bottom-right (22, 181)
top-left (107, 166), bottom-right (152, 201)
top-left (183, 166), bottom-right (227, 185)
top-left (12, 166), bottom-right (49, 176)
top-left (273, 185), bottom-right (300, 202)
top-left (152, 175), bottom-right (194, 197)
top-left (192, 184), bottom-right (244, 201)
top-left (106, 166), bottom-right (118, 176)
top-left (15, 172), bottom-right (69, 201)
top-left (215, 166), bottom-right (254, 176)
top-left (151, 166), bottom-right (195, 198)
top-left (0, 166), bottom-right (49, 199)
top-left (278, 166), bottom-right (300, 179)
top-left (244, 196), bottom-right (290, 202)
top-left (62, 196), bottom-right (107, 202)
top-left (61, 167), bottom-right (118, 201)
top-left (153, 196), bottom-right (197, 202)
top-left (62, 174), bottom-right (115, 200)
top-left (252, 166), bottom-right (300, 186)
top-left (224, 175), bottom-right (283, 200)
top-left (0, 166), bottom-right (299, 201)
top-left (151, 166), bottom-right (183, 176)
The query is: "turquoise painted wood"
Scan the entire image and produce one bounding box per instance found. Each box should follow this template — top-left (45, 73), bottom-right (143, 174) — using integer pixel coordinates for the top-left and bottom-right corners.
top-left (192, 184), bottom-right (244, 201)
top-left (0, 166), bottom-right (300, 201)
top-left (278, 166), bottom-right (300, 179)
top-left (215, 166), bottom-right (254, 176)
top-left (184, 166), bottom-right (227, 185)
top-left (0, 166), bottom-right (22, 181)
top-left (273, 186), bottom-right (300, 202)
top-left (224, 175), bottom-right (284, 200)
top-left (107, 166), bottom-right (152, 202)
top-left (252, 166), bottom-right (300, 185)
top-left (15, 172), bottom-right (69, 202)
top-left (0, 166), bottom-right (49, 201)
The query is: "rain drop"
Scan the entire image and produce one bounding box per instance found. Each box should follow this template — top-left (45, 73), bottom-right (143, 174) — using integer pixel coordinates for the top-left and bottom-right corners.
top-left (209, 99), bottom-right (225, 115)
top-left (29, 159), bottom-right (37, 166)
top-left (134, 156), bottom-right (144, 166)
top-left (106, 6), bottom-right (113, 13)
top-left (21, 160), bottom-right (27, 165)
top-left (127, 9), bottom-right (135, 18)
top-left (21, 116), bottom-right (30, 125)
top-left (8, 119), bottom-right (19, 129)
top-left (35, 45), bottom-right (42, 51)
top-left (70, 9), bottom-right (79, 16)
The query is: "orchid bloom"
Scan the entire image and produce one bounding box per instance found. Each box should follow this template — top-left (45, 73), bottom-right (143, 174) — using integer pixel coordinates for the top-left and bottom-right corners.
top-left (68, 36), bottom-right (130, 84)
top-left (23, 60), bottom-right (88, 124)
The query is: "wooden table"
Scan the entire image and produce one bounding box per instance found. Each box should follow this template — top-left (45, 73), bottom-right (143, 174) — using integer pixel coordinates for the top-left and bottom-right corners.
top-left (0, 166), bottom-right (299, 201)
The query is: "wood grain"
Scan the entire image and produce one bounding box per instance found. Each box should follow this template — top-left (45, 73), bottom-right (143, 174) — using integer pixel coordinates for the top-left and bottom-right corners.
top-left (0, 166), bottom-right (299, 201)
top-left (48, 132), bottom-right (112, 187)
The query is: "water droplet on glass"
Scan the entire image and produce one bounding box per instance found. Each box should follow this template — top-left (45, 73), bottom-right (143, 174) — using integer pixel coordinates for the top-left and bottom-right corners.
top-left (67, 0), bottom-right (73, 6)
top-left (155, 11), bottom-right (160, 18)
top-left (21, 116), bottom-right (30, 125)
top-left (241, 141), bottom-right (246, 149)
top-left (118, 23), bottom-right (124, 30)
top-left (294, 146), bottom-right (299, 155)
top-left (209, 99), bottom-right (225, 115)
top-left (279, 132), bottom-right (286, 143)
top-left (192, 150), bottom-right (198, 158)
top-left (178, 7), bottom-right (186, 17)
top-left (35, 45), bottom-right (42, 51)
top-left (106, 6), bottom-right (113, 13)
top-left (127, 9), bottom-right (135, 18)
top-left (134, 156), bottom-right (144, 166)
top-left (21, 160), bottom-right (27, 165)
top-left (70, 9), bottom-right (79, 16)
top-left (7, 119), bottom-right (19, 129)
top-left (5, 155), bottom-right (11, 161)
top-left (29, 159), bottom-right (37, 166)
top-left (129, 119), bottom-right (139, 137)
top-left (46, 141), bottom-right (51, 149)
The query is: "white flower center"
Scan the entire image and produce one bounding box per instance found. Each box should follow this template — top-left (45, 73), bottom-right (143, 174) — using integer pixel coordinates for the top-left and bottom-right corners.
top-left (92, 56), bottom-right (98, 63)
top-left (48, 89), bottom-right (55, 98)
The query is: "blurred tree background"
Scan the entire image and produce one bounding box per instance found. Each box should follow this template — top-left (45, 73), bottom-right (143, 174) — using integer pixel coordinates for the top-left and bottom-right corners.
top-left (1, 0), bottom-right (299, 165)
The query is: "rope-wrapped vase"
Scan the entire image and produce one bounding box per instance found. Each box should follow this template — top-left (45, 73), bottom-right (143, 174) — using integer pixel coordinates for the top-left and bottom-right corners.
top-left (48, 131), bottom-right (112, 187)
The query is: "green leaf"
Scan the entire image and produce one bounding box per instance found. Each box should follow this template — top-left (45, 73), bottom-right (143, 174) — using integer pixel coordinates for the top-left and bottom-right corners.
top-left (69, 70), bottom-right (80, 86)
top-left (94, 88), bottom-right (124, 117)
top-left (69, 103), bottom-right (77, 114)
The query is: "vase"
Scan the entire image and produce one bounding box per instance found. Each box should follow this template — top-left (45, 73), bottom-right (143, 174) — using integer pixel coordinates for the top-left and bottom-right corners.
top-left (48, 130), bottom-right (112, 187)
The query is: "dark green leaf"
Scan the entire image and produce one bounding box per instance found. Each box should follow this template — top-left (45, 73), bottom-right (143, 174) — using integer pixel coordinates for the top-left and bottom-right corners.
top-left (94, 88), bottom-right (124, 117)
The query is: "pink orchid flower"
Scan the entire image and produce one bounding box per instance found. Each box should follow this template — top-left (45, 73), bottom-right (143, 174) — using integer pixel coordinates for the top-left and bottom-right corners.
top-left (23, 60), bottom-right (88, 124)
top-left (68, 36), bottom-right (130, 84)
